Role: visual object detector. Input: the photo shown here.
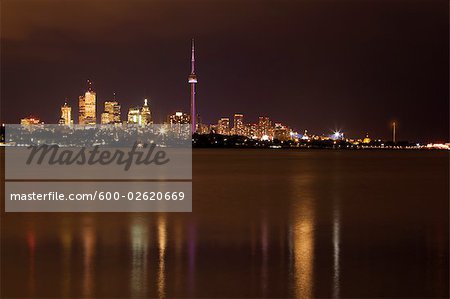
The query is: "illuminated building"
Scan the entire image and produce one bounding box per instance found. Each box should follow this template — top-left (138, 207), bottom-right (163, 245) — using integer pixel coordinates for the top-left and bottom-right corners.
top-left (168, 111), bottom-right (190, 124)
top-left (59, 102), bottom-right (73, 125)
top-left (290, 131), bottom-right (300, 142)
top-left (247, 123), bottom-right (258, 139)
top-left (197, 123), bottom-right (210, 134)
top-left (194, 114), bottom-right (208, 134)
top-left (363, 133), bottom-right (371, 144)
top-left (79, 80), bottom-right (96, 125)
top-left (21, 116), bottom-right (42, 125)
top-left (217, 117), bottom-right (230, 135)
top-left (127, 107), bottom-right (142, 125)
top-left (101, 112), bottom-right (110, 125)
top-left (195, 114), bottom-right (202, 131)
top-left (103, 98), bottom-right (121, 124)
top-left (274, 122), bottom-right (290, 141)
top-left (426, 143), bottom-right (450, 150)
top-left (167, 111), bottom-right (190, 135)
top-left (141, 99), bottom-right (152, 125)
top-left (125, 100), bottom-right (151, 126)
top-left (78, 96), bottom-right (85, 124)
top-left (233, 113), bottom-right (244, 136)
top-left (188, 39), bottom-right (198, 133)
top-left (258, 116), bottom-right (272, 140)
top-left (209, 124), bottom-right (218, 133)
top-left (301, 130), bottom-right (310, 140)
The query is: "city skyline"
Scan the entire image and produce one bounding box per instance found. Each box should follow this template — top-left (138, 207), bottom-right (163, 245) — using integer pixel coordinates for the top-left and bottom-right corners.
top-left (1, 0), bottom-right (448, 142)
top-left (15, 76), bottom-right (384, 142)
top-left (11, 40), bottom-right (436, 143)
top-left (14, 42), bottom-right (327, 141)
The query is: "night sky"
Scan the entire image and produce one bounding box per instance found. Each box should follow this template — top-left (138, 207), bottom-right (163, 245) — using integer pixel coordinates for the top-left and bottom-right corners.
top-left (1, 0), bottom-right (448, 142)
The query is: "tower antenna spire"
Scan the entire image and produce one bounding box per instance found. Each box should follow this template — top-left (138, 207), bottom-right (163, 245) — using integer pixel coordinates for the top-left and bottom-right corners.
top-left (191, 38), bottom-right (195, 74)
top-left (87, 79), bottom-right (93, 92)
top-left (188, 38), bottom-right (198, 133)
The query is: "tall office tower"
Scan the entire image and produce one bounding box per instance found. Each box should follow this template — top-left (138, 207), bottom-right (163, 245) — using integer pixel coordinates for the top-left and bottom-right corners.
top-left (141, 99), bottom-right (152, 125)
top-left (79, 80), bottom-right (96, 124)
top-left (217, 117), bottom-right (230, 135)
top-left (258, 116), bottom-right (271, 139)
top-left (127, 107), bottom-right (142, 125)
top-left (102, 102), bottom-right (113, 124)
top-left (59, 102), bottom-right (73, 125)
top-left (103, 99), bottom-right (121, 124)
top-left (196, 114), bottom-right (208, 134)
top-left (233, 113), bottom-right (244, 136)
top-left (246, 123), bottom-right (258, 139)
top-left (78, 96), bottom-right (85, 124)
top-left (112, 102), bottom-right (121, 123)
top-left (188, 39), bottom-right (198, 133)
top-left (168, 111), bottom-right (190, 125)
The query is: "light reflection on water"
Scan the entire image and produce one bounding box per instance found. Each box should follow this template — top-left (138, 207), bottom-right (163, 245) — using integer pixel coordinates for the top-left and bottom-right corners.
top-left (82, 217), bottom-right (95, 298)
top-left (187, 221), bottom-right (197, 297)
top-left (1, 150), bottom-right (448, 298)
top-left (26, 227), bottom-right (36, 298)
top-left (130, 215), bottom-right (149, 298)
top-left (260, 212), bottom-right (268, 297)
top-left (332, 203), bottom-right (340, 299)
top-left (60, 224), bottom-right (72, 298)
top-left (290, 174), bottom-right (315, 299)
top-left (157, 215), bottom-right (167, 299)
top-left (332, 156), bottom-right (341, 299)
top-left (173, 218), bottom-right (183, 293)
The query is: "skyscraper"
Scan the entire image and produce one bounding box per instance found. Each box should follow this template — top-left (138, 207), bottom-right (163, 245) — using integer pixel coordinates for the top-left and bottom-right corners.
top-left (233, 113), bottom-right (244, 136)
top-left (59, 102), bottom-right (73, 125)
top-left (141, 99), bottom-right (152, 125)
top-left (248, 123), bottom-right (258, 139)
top-left (102, 97), bottom-right (121, 124)
top-left (127, 107), bottom-right (141, 125)
top-left (218, 117), bottom-right (230, 135)
top-left (258, 116), bottom-right (272, 139)
top-left (168, 111), bottom-right (190, 125)
top-left (79, 80), bottom-right (96, 125)
top-left (188, 39), bottom-right (197, 133)
top-left (78, 96), bottom-right (85, 124)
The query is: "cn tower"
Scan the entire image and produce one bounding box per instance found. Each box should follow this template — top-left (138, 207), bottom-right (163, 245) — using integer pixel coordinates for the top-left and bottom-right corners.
top-left (188, 38), bottom-right (197, 133)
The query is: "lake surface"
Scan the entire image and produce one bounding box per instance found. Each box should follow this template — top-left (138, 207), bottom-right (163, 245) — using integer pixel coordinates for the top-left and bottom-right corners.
top-left (1, 149), bottom-right (449, 298)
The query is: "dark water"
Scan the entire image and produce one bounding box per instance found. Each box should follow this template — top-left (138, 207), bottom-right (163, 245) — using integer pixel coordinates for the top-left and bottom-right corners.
top-left (1, 149), bottom-right (449, 298)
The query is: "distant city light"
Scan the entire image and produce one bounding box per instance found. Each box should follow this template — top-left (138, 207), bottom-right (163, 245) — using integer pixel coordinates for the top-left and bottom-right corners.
top-left (332, 131), bottom-right (344, 140)
top-left (426, 143), bottom-right (450, 150)
top-left (159, 126), bottom-right (167, 135)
